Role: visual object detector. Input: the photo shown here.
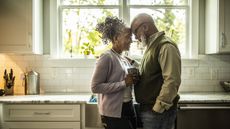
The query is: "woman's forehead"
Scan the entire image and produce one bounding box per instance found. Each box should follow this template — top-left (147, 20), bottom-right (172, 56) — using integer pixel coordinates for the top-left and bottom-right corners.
top-left (122, 27), bottom-right (131, 34)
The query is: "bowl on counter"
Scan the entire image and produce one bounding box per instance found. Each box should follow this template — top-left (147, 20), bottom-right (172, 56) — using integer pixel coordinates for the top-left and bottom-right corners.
top-left (220, 81), bottom-right (230, 92)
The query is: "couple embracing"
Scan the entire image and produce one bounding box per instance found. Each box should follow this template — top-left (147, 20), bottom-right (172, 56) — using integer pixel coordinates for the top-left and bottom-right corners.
top-left (91, 13), bottom-right (181, 129)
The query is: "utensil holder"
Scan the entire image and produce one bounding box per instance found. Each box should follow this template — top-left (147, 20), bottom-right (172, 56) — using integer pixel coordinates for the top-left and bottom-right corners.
top-left (4, 81), bottom-right (14, 95)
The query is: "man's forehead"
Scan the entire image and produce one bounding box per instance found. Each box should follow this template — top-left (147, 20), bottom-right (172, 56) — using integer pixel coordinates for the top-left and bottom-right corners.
top-left (131, 19), bottom-right (142, 30)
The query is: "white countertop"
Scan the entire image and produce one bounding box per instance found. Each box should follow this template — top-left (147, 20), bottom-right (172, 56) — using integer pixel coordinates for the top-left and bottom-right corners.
top-left (0, 92), bottom-right (229, 104)
top-left (0, 94), bottom-right (92, 104)
top-left (179, 92), bottom-right (230, 103)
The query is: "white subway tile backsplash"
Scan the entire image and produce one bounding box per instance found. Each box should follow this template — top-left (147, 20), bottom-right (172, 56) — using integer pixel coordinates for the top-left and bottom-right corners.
top-left (35, 55), bottom-right (50, 61)
top-left (78, 68), bottom-right (94, 74)
top-left (194, 67), bottom-right (211, 80)
top-left (0, 54), bottom-right (229, 93)
top-left (73, 79), bottom-right (91, 86)
top-left (35, 67), bottom-right (55, 74)
top-left (219, 67), bottom-right (230, 80)
top-left (59, 79), bottom-right (72, 87)
top-left (56, 68), bottom-right (73, 74)
top-left (72, 68), bottom-right (80, 74)
top-left (40, 73), bottom-right (54, 80)
top-left (182, 59), bottom-right (199, 67)
top-left (79, 74), bottom-right (93, 80)
top-left (56, 73), bottom-right (73, 80)
top-left (66, 85), bottom-right (91, 93)
top-left (181, 67), bottom-right (195, 79)
top-left (33, 60), bottom-right (49, 67)
top-left (219, 73), bottom-right (230, 80)
top-left (43, 86), bottom-right (67, 93)
top-left (40, 79), bottom-right (60, 87)
top-left (71, 73), bottom-right (80, 80)
top-left (210, 67), bottom-right (219, 80)
top-left (23, 55), bottom-right (36, 61)
top-left (76, 85), bottom-right (91, 92)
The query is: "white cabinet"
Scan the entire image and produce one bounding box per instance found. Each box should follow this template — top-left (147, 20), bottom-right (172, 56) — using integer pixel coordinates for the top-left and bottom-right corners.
top-left (205, 0), bottom-right (230, 54)
top-left (0, 0), bottom-right (43, 54)
top-left (2, 104), bottom-right (82, 129)
top-left (4, 122), bottom-right (80, 129)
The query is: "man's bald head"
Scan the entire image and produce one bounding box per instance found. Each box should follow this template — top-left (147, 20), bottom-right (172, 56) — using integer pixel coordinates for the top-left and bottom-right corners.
top-left (131, 13), bottom-right (158, 41)
top-left (131, 13), bottom-right (155, 33)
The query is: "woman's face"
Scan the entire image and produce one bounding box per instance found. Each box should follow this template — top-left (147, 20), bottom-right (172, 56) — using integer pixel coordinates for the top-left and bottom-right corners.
top-left (116, 28), bottom-right (132, 51)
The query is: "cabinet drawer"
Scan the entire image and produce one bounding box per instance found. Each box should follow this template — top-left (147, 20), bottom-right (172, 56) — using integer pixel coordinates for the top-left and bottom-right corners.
top-left (3, 104), bottom-right (80, 121)
top-left (4, 122), bottom-right (80, 129)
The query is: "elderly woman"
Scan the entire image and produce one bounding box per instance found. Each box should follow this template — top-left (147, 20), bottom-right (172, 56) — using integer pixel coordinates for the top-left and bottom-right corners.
top-left (91, 16), bottom-right (137, 129)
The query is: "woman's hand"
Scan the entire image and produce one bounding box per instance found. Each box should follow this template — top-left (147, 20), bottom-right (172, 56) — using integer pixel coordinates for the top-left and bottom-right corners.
top-left (125, 74), bottom-right (134, 87)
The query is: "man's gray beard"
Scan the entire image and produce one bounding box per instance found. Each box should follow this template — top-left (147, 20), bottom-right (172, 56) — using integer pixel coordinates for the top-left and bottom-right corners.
top-left (140, 35), bottom-right (147, 48)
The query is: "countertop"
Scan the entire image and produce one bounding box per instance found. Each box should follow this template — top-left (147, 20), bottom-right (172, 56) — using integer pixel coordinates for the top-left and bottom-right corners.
top-left (0, 92), bottom-right (229, 104)
top-left (179, 92), bottom-right (230, 104)
top-left (0, 94), bottom-right (92, 104)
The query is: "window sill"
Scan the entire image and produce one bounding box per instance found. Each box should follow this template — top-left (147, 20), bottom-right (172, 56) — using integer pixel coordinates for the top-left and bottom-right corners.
top-left (48, 55), bottom-right (97, 60)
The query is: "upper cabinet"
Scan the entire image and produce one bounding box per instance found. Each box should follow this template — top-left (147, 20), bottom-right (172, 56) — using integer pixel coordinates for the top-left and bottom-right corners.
top-left (0, 0), bottom-right (43, 54)
top-left (205, 0), bottom-right (230, 54)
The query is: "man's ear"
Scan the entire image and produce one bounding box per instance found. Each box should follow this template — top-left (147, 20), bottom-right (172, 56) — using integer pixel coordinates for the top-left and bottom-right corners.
top-left (142, 24), bottom-right (148, 32)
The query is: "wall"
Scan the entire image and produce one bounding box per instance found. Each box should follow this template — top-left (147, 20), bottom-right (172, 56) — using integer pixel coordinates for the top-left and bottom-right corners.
top-left (0, 54), bottom-right (95, 94)
top-left (0, 54), bottom-right (230, 95)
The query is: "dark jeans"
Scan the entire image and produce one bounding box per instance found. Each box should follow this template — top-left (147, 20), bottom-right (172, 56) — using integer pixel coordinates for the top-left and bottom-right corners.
top-left (140, 108), bottom-right (177, 129)
top-left (101, 101), bottom-right (137, 129)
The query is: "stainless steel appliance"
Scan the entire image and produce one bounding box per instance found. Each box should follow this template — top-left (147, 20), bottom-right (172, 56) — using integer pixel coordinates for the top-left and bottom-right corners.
top-left (25, 70), bottom-right (40, 95)
top-left (177, 103), bottom-right (230, 129)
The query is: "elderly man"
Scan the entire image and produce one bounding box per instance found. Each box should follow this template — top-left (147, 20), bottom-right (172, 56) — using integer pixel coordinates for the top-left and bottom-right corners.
top-left (131, 13), bottom-right (181, 129)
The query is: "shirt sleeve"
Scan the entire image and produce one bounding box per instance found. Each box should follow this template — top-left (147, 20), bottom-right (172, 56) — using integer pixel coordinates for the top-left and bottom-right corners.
top-left (152, 43), bottom-right (181, 113)
top-left (91, 53), bottom-right (126, 94)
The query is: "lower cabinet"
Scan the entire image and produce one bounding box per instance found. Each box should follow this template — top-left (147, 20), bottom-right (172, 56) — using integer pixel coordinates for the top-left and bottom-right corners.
top-left (177, 103), bottom-right (230, 129)
top-left (4, 122), bottom-right (80, 129)
top-left (2, 104), bottom-right (83, 129)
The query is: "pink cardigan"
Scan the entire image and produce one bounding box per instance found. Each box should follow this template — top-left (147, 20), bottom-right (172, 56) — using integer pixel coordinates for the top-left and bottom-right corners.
top-left (91, 50), bottom-right (129, 118)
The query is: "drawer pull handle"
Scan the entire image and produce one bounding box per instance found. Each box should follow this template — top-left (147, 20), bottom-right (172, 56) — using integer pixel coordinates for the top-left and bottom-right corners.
top-left (33, 112), bottom-right (51, 115)
top-left (221, 32), bottom-right (225, 48)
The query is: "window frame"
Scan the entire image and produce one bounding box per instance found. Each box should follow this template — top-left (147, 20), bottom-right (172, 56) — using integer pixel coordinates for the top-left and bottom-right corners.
top-left (127, 3), bottom-right (190, 58)
top-left (49, 0), bottom-right (199, 59)
top-left (59, 1), bottom-right (120, 58)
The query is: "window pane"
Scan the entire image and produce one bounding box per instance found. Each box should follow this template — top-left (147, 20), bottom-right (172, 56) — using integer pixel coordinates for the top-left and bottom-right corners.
top-left (61, 0), bottom-right (119, 5)
top-left (61, 9), bottom-right (118, 57)
top-left (130, 0), bottom-right (188, 5)
top-left (130, 8), bottom-right (187, 57)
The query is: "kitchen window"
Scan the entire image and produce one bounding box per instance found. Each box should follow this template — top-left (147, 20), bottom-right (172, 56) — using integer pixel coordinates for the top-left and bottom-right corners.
top-left (50, 0), bottom-right (198, 59)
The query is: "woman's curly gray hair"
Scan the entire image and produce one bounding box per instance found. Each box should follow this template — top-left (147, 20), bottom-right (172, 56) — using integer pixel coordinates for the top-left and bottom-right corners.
top-left (96, 16), bottom-right (125, 44)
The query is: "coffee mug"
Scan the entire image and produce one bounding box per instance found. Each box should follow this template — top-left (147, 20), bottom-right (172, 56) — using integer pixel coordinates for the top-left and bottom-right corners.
top-left (127, 68), bottom-right (140, 84)
top-left (127, 68), bottom-right (139, 75)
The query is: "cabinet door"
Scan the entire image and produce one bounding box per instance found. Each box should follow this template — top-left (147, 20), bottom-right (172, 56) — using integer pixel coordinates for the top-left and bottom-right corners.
top-left (0, 0), bottom-right (42, 54)
top-left (3, 104), bottom-right (81, 121)
top-left (4, 122), bottom-right (80, 129)
top-left (205, 0), bottom-right (230, 54)
top-left (219, 0), bottom-right (230, 52)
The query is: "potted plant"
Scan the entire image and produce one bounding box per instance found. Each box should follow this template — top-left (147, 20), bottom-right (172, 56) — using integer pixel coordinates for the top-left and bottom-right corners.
top-left (80, 42), bottom-right (95, 56)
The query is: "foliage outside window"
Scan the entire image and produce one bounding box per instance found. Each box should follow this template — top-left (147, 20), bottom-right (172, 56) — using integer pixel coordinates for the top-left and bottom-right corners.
top-left (59, 0), bottom-right (189, 58)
